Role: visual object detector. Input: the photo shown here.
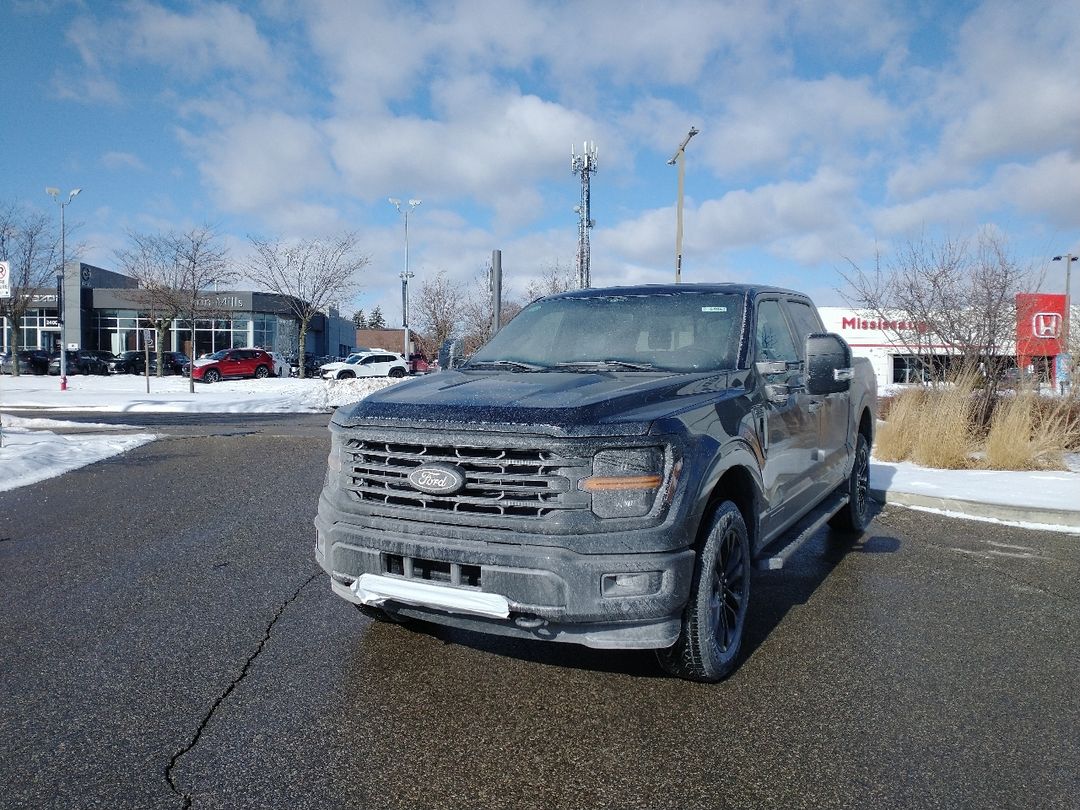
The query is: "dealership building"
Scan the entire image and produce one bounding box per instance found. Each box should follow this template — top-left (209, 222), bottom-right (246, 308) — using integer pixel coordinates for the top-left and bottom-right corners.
top-left (0, 262), bottom-right (357, 359)
top-left (818, 293), bottom-right (1073, 389)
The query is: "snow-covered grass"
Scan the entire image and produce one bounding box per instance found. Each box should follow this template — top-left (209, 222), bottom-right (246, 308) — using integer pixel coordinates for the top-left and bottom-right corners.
top-left (0, 372), bottom-right (401, 413)
top-left (0, 373), bottom-right (406, 493)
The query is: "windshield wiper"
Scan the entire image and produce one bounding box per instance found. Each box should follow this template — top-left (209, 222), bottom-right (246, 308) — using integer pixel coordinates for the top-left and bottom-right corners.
top-left (465, 359), bottom-right (547, 372)
top-left (551, 360), bottom-right (655, 371)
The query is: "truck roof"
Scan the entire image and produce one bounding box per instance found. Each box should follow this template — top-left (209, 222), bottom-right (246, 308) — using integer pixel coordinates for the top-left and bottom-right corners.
top-left (543, 282), bottom-right (808, 300)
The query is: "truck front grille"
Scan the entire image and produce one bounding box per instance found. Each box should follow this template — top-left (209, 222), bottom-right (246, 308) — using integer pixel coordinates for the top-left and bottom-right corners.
top-left (343, 439), bottom-right (588, 518)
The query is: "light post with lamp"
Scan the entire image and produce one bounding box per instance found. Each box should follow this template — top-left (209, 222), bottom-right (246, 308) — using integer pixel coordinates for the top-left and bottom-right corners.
top-left (389, 198), bottom-right (421, 365)
top-left (667, 126), bottom-right (698, 283)
top-left (45, 186), bottom-right (80, 391)
top-left (1053, 253), bottom-right (1076, 391)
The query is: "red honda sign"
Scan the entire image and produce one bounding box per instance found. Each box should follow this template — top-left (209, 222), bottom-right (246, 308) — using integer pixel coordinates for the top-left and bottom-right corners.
top-left (1016, 293), bottom-right (1065, 355)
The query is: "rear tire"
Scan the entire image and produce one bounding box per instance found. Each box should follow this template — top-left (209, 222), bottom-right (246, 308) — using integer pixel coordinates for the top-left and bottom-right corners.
top-left (254, 365), bottom-right (269, 379)
top-left (829, 432), bottom-right (871, 533)
top-left (389, 367), bottom-right (406, 378)
top-left (657, 501), bottom-right (750, 682)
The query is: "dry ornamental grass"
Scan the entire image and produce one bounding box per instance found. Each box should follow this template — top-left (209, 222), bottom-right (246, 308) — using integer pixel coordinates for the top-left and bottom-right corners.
top-left (879, 380), bottom-right (1080, 471)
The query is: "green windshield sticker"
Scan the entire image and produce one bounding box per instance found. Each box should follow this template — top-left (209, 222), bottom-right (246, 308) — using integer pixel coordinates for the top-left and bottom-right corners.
top-left (701, 306), bottom-right (727, 312)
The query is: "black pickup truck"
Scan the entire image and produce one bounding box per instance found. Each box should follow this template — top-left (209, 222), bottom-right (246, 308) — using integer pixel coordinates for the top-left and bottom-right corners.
top-left (315, 284), bottom-right (876, 681)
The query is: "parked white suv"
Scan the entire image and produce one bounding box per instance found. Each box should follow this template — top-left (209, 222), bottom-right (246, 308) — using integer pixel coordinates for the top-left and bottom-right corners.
top-left (320, 350), bottom-right (408, 380)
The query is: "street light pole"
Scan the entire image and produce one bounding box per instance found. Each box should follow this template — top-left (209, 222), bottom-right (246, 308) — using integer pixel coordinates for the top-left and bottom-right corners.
top-left (667, 126), bottom-right (699, 283)
top-left (389, 198), bottom-right (421, 364)
top-left (45, 186), bottom-right (81, 391)
top-left (1053, 253), bottom-right (1076, 387)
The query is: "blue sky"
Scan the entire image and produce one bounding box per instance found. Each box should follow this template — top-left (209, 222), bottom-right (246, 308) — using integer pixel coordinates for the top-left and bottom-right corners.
top-left (3, 0), bottom-right (1079, 321)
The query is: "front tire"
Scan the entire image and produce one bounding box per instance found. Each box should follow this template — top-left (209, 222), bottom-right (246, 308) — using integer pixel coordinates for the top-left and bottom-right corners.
top-left (829, 432), bottom-right (871, 533)
top-left (203, 368), bottom-right (221, 383)
top-left (337, 370), bottom-right (355, 379)
top-left (657, 501), bottom-right (750, 682)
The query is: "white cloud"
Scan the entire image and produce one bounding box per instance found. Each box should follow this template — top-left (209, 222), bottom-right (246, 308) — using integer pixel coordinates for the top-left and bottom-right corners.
top-left (700, 75), bottom-right (903, 176)
top-left (324, 83), bottom-right (598, 226)
top-left (182, 111), bottom-right (335, 215)
top-left (101, 151), bottom-right (147, 171)
top-left (596, 168), bottom-right (867, 270)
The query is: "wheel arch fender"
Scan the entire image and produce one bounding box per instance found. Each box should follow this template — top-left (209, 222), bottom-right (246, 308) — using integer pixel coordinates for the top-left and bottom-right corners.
top-left (689, 439), bottom-right (763, 554)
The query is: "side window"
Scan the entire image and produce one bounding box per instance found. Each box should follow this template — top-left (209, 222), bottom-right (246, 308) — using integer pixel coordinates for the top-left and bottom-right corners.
top-left (783, 299), bottom-right (824, 359)
top-left (755, 300), bottom-right (798, 363)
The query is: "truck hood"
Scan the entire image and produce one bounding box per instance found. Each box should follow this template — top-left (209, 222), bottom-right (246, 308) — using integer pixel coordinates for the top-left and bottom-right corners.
top-left (336, 369), bottom-right (743, 436)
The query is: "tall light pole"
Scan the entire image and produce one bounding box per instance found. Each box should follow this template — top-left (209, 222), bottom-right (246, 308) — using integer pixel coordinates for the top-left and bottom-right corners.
top-left (667, 126), bottom-right (699, 284)
top-left (1053, 253), bottom-right (1076, 388)
top-left (389, 197), bottom-right (421, 363)
top-left (45, 186), bottom-right (81, 391)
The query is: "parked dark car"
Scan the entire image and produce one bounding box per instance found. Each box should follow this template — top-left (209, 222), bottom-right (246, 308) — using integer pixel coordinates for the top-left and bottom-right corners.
top-left (1, 349), bottom-right (52, 375)
top-left (48, 350), bottom-right (111, 376)
top-left (149, 351), bottom-right (190, 376)
top-left (109, 350), bottom-right (147, 374)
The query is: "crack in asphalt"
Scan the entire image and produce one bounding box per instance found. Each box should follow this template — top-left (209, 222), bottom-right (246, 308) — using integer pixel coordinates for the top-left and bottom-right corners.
top-left (164, 570), bottom-right (321, 808)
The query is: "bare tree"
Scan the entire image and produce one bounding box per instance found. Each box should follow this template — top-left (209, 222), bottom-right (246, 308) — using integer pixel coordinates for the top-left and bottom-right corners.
top-left (412, 270), bottom-right (463, 357)
top-left (247, 233), bottom-right (369, 378)
top-left (0, 202), bottom-right (60, 375)
top-left (115, 226), bottom-right (236, 389)
top-left (841, 228), bottom-right (1033, 424)
top-left (523, 259), bottom-right (578, 302)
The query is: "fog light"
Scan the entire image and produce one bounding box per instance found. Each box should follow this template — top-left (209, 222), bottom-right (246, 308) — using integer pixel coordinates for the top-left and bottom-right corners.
top-left (601, 571), bottom-right (662, 598)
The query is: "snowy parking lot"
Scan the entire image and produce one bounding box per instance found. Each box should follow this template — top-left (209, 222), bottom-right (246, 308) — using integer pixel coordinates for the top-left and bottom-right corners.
top-left (0, 373), bottom-right (402, 492)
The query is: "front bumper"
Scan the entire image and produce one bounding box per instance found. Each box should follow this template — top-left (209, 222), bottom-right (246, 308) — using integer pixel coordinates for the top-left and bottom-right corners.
top-left (316, 508), bottom-right (695, 650)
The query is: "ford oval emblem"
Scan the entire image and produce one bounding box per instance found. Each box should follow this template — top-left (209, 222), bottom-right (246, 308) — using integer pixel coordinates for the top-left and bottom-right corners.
top-left (407, 463), bottom-right (465, 495)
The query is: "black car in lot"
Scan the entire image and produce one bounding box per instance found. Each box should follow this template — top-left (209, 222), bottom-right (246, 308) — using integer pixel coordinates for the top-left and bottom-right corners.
top-left (48, 350), bottom-right (111, 376)
top-left (108, 350), bottom-right (147, 374)
top-left (109, 350), bottom-right (190, 375)
top-left (149, 351), bottom-right (190, 375)
top-left (1, 349), bottom-right (52, 375)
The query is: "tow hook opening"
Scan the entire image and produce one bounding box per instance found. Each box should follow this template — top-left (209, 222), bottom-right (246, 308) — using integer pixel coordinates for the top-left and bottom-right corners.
top-left (513, 613), bottom-right (547, 629)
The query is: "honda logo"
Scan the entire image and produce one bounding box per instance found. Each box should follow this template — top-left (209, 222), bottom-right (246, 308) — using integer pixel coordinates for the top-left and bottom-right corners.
top-left (1032, 312), bottom-right (1062, 339)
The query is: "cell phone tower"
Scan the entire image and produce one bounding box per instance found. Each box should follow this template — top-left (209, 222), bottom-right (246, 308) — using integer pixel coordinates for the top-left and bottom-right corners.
top-left (571, 142), bottom-right (598, 288)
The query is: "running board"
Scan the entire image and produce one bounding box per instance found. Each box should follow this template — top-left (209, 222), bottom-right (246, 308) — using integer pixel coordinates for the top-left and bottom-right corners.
top-left (754, 492), bottom-right (849, 571)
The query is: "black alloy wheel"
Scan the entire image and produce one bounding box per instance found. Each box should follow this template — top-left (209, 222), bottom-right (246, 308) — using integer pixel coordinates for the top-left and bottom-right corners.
top-left (657, 500), bottom-right (750, 682)
top-left (829, 432), bottom-right (871, 533)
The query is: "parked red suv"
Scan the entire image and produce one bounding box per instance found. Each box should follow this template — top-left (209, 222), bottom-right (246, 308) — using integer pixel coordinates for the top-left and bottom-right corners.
top-left (188, 348), bottom-right (274, 383)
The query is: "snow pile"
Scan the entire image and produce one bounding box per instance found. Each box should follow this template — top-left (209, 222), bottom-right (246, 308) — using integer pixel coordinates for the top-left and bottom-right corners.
top-left (0, 373), bottom-right (405, 413)
top-left (0, 418), bottom-right (156, 493)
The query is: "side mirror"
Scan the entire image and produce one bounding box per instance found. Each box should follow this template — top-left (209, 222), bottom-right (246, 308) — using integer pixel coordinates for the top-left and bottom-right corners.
top-left (438, 339), bottom-right (465, 371)
top-left (806, 333), bottom-right (853, 395)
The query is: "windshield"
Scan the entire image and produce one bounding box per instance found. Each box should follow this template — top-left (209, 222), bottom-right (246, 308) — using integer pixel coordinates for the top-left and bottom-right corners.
top-left (208, 350), bottom-right (228, 360)
top-left (468, 291), bottom-right (746, 373)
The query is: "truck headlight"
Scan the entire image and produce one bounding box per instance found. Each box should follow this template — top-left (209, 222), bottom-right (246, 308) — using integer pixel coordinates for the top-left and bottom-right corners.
top-left (325, 431), bottom-right (345, 487)
top-left (582, 448), bottom-right (663, 518)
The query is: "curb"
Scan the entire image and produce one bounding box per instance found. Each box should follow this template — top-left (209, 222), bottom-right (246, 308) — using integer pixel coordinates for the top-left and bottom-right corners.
top-left (870, 488), bottom-right (1080, 531)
